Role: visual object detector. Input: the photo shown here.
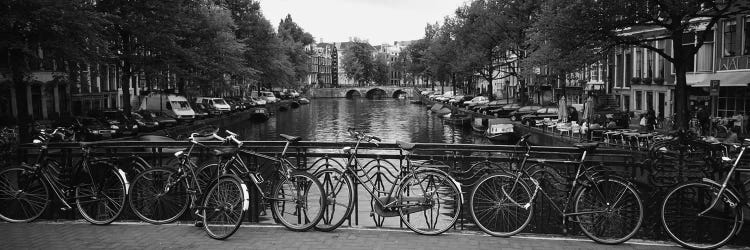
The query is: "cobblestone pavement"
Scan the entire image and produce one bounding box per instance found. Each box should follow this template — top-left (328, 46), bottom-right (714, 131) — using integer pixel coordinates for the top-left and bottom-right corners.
top-left (0, 221), bottom-right (685, 250)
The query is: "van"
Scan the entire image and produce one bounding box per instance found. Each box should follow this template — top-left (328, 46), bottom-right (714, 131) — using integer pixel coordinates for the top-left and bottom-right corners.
top-left (260, 91), bottom-right (278, 104)
top-left (139, 93), bottom-right (196, 121)
top-left (195, 97), bottom-right (232, 113)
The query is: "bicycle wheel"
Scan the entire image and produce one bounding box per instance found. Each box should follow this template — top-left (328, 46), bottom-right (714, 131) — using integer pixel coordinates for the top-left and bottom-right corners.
top-left (270, 171), bottom-right (325, 231)
top-left (76, 163), bottom-right (127, 225)
top-left (314, 168), bottom-right (354, 231)
top-left (470, 173), bottom-right (533, 237)
top-left (0, 167), bottom-right (50, 222)
top-left (661, 181), bottom-right (741, 250)
top-left (398, 170), bottom-right (461, 235)
top-left (202, 175), bottom-right (246, 240)
top-left (128, 167), bottom-right (190, 224)
top-left (574, 177), bottom-right (643, 244)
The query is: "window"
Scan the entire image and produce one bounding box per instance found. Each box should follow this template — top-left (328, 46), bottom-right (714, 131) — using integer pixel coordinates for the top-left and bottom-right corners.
top-left (745, 17), bottom-right (750, 55)
top-left (635, 91), bottom-right (643, 110)
top-left (635, 49), bottom-right (643, 77)
top-left (646, 44), bottom-right (655, 78)
top-left (591, 63), bottom-right (599, 81)
top-left (623, 95), bottom-right (630, 111)
top-left (616, 54), bottom-right (624, 88)
top-left (724, 20), bottom-right (738, 57)
top-left (696, 30), bottom-right (714, 72)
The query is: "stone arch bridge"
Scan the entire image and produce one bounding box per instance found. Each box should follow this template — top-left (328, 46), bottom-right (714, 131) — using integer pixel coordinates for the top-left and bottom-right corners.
top-left (307, 86), bottom-right (415, 99)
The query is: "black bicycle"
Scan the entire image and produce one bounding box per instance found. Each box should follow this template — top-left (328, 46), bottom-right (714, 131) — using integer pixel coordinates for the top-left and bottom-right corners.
top-left (0, 127), bottom-right (128, 224)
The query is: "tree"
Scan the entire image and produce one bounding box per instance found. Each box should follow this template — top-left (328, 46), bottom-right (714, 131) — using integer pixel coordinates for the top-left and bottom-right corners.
top-left (372, 54), bottom-right (389, 85)
top-left (341, 41), bottom-right (374, 85)
top-left (278, 14), bottom-right (314, 89)
top-left (0, 0), bottom-right (110, 140)
top-left (531, 0), bottom-right (750, 130)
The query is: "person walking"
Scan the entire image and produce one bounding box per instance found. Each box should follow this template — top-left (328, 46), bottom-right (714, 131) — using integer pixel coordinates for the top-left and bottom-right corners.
top-left (647, 108), bottom-right (656, 131)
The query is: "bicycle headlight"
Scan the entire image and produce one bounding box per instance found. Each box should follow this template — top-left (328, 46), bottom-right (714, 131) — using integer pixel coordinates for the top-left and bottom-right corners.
top-left (32, 139), bottom-right (42, 144)
top-left (342, 146), bottom-right (352, 154)
top-left (174, 150), bottom-right (184, 158)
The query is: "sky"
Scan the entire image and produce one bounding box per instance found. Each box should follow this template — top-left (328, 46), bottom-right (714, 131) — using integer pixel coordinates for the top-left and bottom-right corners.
top-left (257, 0), bottom-right (469, 45)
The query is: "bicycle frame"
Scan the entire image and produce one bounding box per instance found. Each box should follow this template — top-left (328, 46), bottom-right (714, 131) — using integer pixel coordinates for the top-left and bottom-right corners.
top-left (214, 140), bottom-right (295, 202)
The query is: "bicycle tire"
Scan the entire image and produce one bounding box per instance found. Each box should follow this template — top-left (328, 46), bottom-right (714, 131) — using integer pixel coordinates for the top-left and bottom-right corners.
top-left (128, 167), bottom-right (190, 224)
top-left (661, 181), bottom-right (741, 250)
top-left (398, 169), bottom-right (461, 235)
top-left (76, 163), bottom-right (127, 225)
top-left (314, 168), bottom-right (354, 232)
top-left (202, 175), bottom-right (246, 240)
top-left (573, 177), bottom-right (643, 244)
top-left (469, 173), bottom-right (533, 237)
top-left (0, 166), bottom-right (50, 223)
top-left (271, 171), bottom-right (325, 231)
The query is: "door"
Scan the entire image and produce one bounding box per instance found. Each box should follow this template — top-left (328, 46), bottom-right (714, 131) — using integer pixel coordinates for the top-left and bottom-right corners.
top-left (658, 92), bottom-right (665, 118)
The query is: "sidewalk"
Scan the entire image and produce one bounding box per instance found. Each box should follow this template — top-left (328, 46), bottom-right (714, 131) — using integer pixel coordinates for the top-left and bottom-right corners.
top-left (0, 221), bottom-right (680, 250)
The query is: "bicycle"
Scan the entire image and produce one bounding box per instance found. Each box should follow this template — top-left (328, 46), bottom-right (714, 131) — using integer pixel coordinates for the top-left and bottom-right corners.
top-left (196, 132), bottom-right (325, 231)
top-left (314, 128), bottom-right (462, 235)
top-left (128, 130), bottom-right (249, 240)
top-left (0, 127), bottom-right (128, 224)
top-left (469, 134), bottom-right (643, 244)
top-left (660, 139), bottom-right (750, 249)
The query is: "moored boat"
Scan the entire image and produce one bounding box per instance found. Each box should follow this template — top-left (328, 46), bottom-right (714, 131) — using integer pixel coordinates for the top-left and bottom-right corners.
top-left (298, 98), bottom-right (310, 104)
top-left (290, 100), bottom-right (300, 108)
top-left (444, 114), bottom-right (472, 126)
top-left (485, 119), bottom-right (515, 143)
top-left (249, 107), bottom-right (270, 122)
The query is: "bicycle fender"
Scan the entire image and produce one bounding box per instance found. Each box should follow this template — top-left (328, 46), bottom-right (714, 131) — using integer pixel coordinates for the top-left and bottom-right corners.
top-left (216, 174), bottom-right (249, 212)
top-left (416, 168), bottom-right (463, 205)
top-left (117, 169), bottom-right (129, 195)
top-left (700, 178), bottom-right (743, 204)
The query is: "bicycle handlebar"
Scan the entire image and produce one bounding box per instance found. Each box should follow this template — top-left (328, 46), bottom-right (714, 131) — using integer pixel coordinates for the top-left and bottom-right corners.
top-left (347, 128), bottom-right (380, 146)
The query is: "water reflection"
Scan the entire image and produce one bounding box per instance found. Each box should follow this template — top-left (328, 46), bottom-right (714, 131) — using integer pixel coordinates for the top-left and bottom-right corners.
top-left (225, 98), bottom-right (496, 144)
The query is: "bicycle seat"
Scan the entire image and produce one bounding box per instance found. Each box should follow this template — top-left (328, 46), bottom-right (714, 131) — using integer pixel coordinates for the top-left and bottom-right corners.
top-left (279, 134), bottom-right (302, 142)
top-left (574, 142), bottom-right (599, 152)
top-left (397, 141), bottom-right (416, 150)
top-left (211, 147), bottom-right (238, 157)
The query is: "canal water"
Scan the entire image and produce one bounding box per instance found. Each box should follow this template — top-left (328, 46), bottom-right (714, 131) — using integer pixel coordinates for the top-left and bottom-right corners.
top-left (226, 98), bottom-right (497, 144)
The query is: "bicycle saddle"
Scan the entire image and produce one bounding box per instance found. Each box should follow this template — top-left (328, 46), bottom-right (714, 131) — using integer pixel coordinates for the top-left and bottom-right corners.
top-left (211, 147), bottom-right (238, 157)
top-left (573, 142), bottom-right (599, 152)
top-left (397, 141), bottom-right (416, 150)
top-left (279, 134), bottom-right (302, 142)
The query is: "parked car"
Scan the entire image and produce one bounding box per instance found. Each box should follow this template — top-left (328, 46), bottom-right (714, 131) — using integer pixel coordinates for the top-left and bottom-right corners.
top-left (260, 91), bottom-right (278, 104)
top-left (88, 109), bottom-right (139, 137)
top-left (488, 103), bottom-right (522, 117)
top-left (138, 110), bottom-right (177, 128)
top-left (195, 97), bottom-right (232, 113)
top-left (463, 96), bottom-right (490, 109)
top-left (508, 105), bottom-right (543, 121)
top-left (448, 95), bottom-right (465, 106)
top-left (473, 100), bottom-right (505, 113)
top-left (191, 104), bottom-right (209, 119)
top-left (131, 112), bottom-right (160, 132)
top-left (435, 91), bottom-right (454, 103)
top-left (250, 97), bottom-right (266, 106)
top-left (449, 95), bottom-right (474, 106)
top-left (521, 107), bottom-right (560, 126)
top-left (194, 103), bottom-right (220, 117)
top-left (59, 116), bottom-right (117, 141)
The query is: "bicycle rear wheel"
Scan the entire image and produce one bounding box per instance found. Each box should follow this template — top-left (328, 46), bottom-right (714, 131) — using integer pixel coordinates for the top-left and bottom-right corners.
top-left (574, 177), bottom-right (643, 244)
top-left (469, 173), bottom-right (532, 237)
top-left (202, 175), bottom-right (246, 240)
top-left (271, 171), bottom-right (325, 231)
top-left (314, 168), bottom-right (353, 232)
top-left (0, 167), bottom-right (50, 223)
top-left (661, 181), bottom-right (741, 250)
top-left (76, 163), bottom-right (127, 225)
top-left (398, 170), bottom-right (462, 235)
top-left (128, 167), bottom-right (190, 224)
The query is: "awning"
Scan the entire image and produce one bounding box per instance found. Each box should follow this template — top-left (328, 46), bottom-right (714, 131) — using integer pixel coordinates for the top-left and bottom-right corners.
top-left (690, 71), bottom-right (750, 87)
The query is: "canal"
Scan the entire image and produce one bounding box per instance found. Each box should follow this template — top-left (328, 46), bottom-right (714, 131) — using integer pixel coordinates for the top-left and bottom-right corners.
top-left (225, 98), bottom-right (499, 144)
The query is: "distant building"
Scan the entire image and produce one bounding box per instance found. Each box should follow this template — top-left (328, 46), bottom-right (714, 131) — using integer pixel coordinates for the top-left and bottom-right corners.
top-left (305, 43), bottom-right (334, 87)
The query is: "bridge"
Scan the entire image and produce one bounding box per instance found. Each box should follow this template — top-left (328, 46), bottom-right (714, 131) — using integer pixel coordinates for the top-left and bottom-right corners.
top-left (307, 86), bottom-right (415, 98)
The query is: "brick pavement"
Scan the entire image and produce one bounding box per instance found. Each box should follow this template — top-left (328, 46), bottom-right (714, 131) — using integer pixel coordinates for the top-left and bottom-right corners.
top-left (0, 221), bottom-right (683, 250)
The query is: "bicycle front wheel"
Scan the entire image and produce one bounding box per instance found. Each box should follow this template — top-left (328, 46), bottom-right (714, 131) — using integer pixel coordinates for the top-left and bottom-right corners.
top-left (76, 164), bottom-right (127, 225)
top-left (469, 173), bottom-right (532, 237)
top-left (661, 181), bottom-right (741, 250)
top-left (202, 175), bottom-right (246, 240)
top-left (0, 167), bottom-right (50, 223)
top-left (574, 177), bottom-right (643, 244)
top-left (314, 168), bottom-right (354, 232)
top-left (398, 170), bottom-right (462, 235)
top-left (128, 167), bottom-right (190, 224)
top-left (271, 171), bottom-right (325, 231)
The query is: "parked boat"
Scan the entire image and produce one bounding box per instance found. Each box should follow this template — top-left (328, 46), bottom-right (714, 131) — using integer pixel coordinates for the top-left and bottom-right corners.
top-left (249, 107), bottom-right (270, 122)
top-left (278, 101), bottom-right (290, 111)
top-left (430, 103), bottom-right (452, 116)
top-left (410, 100), bottom-right (423, 105)
top-left (290, 100), bottom-right (300, 108)
top-left (472, 117), bottom-right (488, 133)
top-left (298, 98), bottom-right (310, 104)
top-left (485, 119), bottom-right (516, 143)
top-left (444, 114), bottom-right (472, 126)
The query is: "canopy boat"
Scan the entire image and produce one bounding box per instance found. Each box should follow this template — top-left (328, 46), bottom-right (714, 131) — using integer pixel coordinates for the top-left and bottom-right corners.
top-left (444, 114), bottom-right (472, 126)
top-left (430, 103), bottom-right (452, 116)
top-left (249, 107), bottom-right (270, 122)
top-left (485, 119), bottom-right (516, 143)
top-left (472, 117), bottom-right (488, 133)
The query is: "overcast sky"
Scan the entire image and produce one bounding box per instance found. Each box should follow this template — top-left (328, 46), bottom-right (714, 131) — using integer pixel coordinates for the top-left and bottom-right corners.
top-left (257, 0), bottom-right (468, 45)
